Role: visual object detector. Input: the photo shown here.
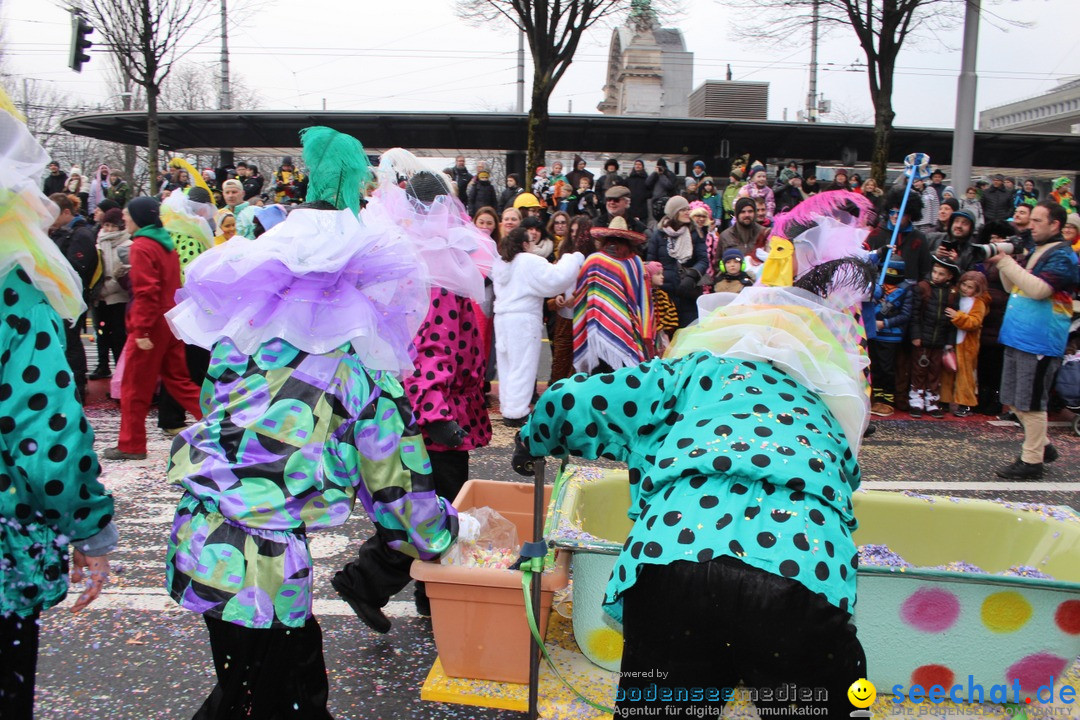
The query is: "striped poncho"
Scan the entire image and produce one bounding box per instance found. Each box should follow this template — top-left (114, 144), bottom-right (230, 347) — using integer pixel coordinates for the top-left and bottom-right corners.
top-left (572, 251), bottom-right (655, 372)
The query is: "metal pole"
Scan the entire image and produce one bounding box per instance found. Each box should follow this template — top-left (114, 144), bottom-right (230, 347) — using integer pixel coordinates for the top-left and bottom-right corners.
top-left (219, 0), bottom-right (234, 167)
top-left (219, 0), bottom-right (231, 110)
top-left (527, 456), bottom-right (546, 720)
top-left (517, 28), bottom-right (526, 113)
top-left (806, 0), bottom-right (820, 122)
top-left (951, 0), bottom-right (980, 195)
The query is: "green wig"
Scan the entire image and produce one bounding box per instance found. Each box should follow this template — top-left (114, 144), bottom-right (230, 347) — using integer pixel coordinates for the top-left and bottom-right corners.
top-left (299, 126), bottom-right (371, 215)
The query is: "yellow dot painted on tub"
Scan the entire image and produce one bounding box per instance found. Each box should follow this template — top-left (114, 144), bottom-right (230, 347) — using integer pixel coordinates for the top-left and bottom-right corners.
top-left (981, 592), bottom-right (1033, 633)
top-left (586, 627), bottom-right (624, 663)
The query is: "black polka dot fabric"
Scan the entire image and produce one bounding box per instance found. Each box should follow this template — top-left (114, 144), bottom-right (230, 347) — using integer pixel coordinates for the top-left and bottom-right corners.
top-left (403, 290), bottom-right (491, 451)
top-left (521, 351), bottom-right (860, 622)
top-left (174, 232), bottom-right (208, 284)
top-left (0, 268), bottom-right (114, 617)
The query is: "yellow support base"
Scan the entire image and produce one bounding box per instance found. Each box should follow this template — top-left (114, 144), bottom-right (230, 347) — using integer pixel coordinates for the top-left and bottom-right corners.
top-left (420, 610), bottom-right (619, 719)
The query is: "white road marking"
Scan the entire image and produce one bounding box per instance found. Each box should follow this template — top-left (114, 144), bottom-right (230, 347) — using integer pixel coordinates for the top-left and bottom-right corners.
top-left (60, 587), bottom-right (419, 618)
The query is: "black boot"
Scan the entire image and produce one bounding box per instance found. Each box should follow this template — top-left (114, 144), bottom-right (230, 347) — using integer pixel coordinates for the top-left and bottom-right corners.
top-left (995, 458), bottom-right (1044, 480)
top-left (331, 573), bottom-right (391, 634)
top-left (414, 582), bottom-right (431, 617)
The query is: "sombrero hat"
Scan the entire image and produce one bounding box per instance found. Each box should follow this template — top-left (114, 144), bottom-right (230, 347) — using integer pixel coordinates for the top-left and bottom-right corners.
top-left (590, 216), bottom-right (646, 244)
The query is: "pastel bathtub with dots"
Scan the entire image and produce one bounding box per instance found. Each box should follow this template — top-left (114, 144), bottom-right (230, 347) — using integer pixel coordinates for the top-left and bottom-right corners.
top-left (549, 468), bottom-right (1080, 701)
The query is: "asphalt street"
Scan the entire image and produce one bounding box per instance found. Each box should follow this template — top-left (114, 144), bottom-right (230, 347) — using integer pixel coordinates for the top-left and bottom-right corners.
top-left (31, 357), bottom-right (1080, 720)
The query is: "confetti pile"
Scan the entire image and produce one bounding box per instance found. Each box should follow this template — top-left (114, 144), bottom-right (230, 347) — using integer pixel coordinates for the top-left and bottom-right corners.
top-left (552, 519), bottom-right (612, 545)
top-left (858, 544), bottom-right (911, 570)
top-left (989, 498), bottom-right (1080, 524)
top-left (858, 544), bottom-right (1059, 580)
top-left (441, 545), bottom-right (518, 570)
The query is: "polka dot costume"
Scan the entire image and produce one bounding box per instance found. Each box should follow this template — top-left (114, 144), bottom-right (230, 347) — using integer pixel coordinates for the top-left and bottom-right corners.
top-left (0, 267), bottom-right (114, 617)
top-left (166, 337), bottom-right (457, 629)
top-left (521, 351), bottom-right (860, 621)
top-left (403, 289), bottom-right (491, 451)
top-left (172, 231), bottom-right (208, 285)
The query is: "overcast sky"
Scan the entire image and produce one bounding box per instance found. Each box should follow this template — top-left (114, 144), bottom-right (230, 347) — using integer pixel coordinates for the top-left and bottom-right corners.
top-left (3, 0), bottom-right (1078, 130)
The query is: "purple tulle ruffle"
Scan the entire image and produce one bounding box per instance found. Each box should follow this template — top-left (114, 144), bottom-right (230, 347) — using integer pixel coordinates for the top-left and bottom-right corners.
top-left (166, 208), bottom-right (429, 375)
top-left (361, 184), bottom-right (496, 302)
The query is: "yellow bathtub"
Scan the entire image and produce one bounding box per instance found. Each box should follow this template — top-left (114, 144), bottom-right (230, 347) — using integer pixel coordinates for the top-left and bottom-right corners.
top-left (549, 466), bottom-right (1080, 701)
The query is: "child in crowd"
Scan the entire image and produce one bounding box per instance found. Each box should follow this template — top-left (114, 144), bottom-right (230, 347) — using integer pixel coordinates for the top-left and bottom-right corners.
top-left (572, 176), bottom-right (599, 218)
top-left (738, 162), bottom-right (776, 220)
top-left (869, 261), bottom-right (915, 417)
top-left (491, 226), bottom-right (584, 425)
top-left (551, 180), bottom-right (572, 214)
top-left (712, 247), bottom-right (754, 294)
top-left (212, 212), bottom-right (236, 245)
top-left (532, 165), bottom-right (550, 205)
top-left (909, 257), bottom-right (959, 418)
top-left (942, 270), bottom-right (990, 417)
top-left (645, 260), bottom-right (680, 351)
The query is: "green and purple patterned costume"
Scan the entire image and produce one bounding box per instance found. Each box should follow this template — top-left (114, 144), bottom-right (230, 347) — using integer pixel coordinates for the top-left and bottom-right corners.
top-left (166, 337), bottom-right (458, 629)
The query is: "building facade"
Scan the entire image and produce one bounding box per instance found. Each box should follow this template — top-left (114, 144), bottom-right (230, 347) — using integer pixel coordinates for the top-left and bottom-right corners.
top-left (979, 76), bottom-right (1080, 134)
top-left (597, 18), bottom-right (693, 118)
top-left (688, 80), bottom-right (769, 121)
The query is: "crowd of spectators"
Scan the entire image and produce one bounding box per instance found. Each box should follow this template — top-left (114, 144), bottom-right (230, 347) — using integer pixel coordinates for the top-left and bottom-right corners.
top-left (41, 154), bottom-right (1080, 481)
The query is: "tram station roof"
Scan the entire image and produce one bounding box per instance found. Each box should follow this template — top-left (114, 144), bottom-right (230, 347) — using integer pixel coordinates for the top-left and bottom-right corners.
top-left (60, 110), bottom-right (1080, 170)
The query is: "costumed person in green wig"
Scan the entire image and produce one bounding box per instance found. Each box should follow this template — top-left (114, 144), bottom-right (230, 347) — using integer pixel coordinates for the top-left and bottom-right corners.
top-left (1050, 177), bottom-right (1076, 214)
top-left (0, 94), bottom-right (118, 720)
top-left (511, 195), bottom-right (879, 718)
top-left (163, 127), bottom-right (457, 719)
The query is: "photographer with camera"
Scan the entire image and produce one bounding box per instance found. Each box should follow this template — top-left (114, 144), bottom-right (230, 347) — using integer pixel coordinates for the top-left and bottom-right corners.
top-left (934, 208), bottom-right (979, 272)
top-left (936, 207), bottom-right (1029, 274)
top-left (989, 201), bottom-right (1079, 480)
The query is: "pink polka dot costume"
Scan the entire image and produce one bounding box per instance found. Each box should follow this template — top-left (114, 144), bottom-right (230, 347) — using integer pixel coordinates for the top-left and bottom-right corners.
top-left (405, 288), bottom-right (492, 451)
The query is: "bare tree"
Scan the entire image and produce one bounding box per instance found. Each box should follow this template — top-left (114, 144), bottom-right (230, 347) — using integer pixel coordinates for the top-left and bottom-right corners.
top-left (822, 100), bottom-right (871, 126)
top-left (458, 0), bottom-right (665, 179)
top-left (68, 0), bottom-right (215, 193)
top-left (8, 78), bottom-right (119, 173)
top-left (732, 0), bottom-right (964, 184)
top-left (159, 62), bottom-right (261, 112)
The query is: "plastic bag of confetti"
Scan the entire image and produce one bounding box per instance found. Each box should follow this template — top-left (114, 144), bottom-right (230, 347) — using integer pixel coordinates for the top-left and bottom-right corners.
top-left (441, 507), bottom-right (520, 569)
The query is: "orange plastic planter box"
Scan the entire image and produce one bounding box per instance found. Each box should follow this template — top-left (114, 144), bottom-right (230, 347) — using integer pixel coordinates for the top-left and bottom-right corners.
top-left (410, 479), bottom-right (569, 684)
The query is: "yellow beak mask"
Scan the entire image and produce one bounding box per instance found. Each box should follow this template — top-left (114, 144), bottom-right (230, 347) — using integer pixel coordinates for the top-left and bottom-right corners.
top-left (760, 236), bottom-right (794, 287)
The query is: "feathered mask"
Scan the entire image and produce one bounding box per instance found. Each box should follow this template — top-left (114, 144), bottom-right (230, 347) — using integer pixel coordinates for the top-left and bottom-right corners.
top-left (758, 190), bottom-right (878, 301)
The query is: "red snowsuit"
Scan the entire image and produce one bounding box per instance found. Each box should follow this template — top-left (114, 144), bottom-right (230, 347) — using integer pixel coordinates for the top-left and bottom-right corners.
top-left (117, 231), bottom-right (202, 453)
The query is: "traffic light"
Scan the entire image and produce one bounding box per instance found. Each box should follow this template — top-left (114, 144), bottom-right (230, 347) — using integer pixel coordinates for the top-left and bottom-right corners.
top-left (69, 14), bottom-right (93, 73)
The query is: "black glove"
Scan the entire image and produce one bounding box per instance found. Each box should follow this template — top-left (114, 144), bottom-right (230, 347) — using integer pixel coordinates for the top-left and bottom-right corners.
top-left (678, 269), bottom-right (704, 297)
top-left (426, 419), bottom-right (466, 448)
top-left (512, 432), bottom-right (539, 476)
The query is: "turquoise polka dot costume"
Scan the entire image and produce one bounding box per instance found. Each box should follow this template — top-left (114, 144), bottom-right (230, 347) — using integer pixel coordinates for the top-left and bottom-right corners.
top-left (0, 268), bottom-right (115, 617)
top-left (523, 351), bottom-right (860, 619)
top-left (518, 280), bottom-right (874, 717)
